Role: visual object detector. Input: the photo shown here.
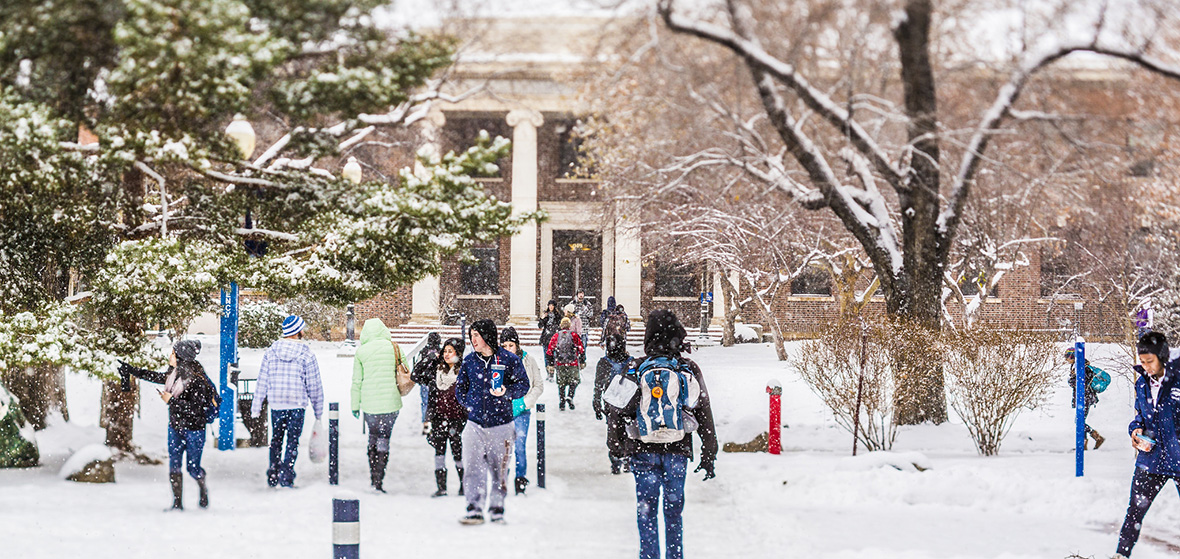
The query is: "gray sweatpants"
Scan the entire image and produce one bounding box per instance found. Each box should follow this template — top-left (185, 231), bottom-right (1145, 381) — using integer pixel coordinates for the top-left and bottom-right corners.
top-left (462, 421), bottom-right (515, 512)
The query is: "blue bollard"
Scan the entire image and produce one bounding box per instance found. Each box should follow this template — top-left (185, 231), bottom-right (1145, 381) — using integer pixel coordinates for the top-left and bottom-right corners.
top-left (332, 497), bottom-right (360, 559)
top-left (329, 403), bottom-right (340, 485)
top-left (536, 403), bottom-right (546, 489)
top-left (1075, 337), bottom-right (1086, 477)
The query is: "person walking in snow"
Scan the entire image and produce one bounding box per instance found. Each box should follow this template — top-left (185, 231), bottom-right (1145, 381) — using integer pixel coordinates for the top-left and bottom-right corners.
top-left (412, 336), bottom-right (468, 498)
top-left (605, 310), bottom-right (718, 559)
top-left (564, 303), bottom-right (585, 342)
top-left (593, 332), bottom-right (632, 474)
top-left (455, 319), bottom-right (530, 524)
top-left (1114, 332), bottom-right (1180, 559)
top-left (251, 315), bottom-right (324, 488)
top-left (539, 299), bottom-right (561, 381)
top-left (547, 317), bottom-right (585, 411)
top-left (573, 289), bottom-right (595, 328)
top-left (500, 326), bottom-right (545, 495)
top-left (350, 318), bottom-right (407, 493)
top-left (416, 332), bottom-right (443, 435)
top-left (1064, 347), bottom-right (1105, 449)
top-left (118, 340), bottom-right (220, 510)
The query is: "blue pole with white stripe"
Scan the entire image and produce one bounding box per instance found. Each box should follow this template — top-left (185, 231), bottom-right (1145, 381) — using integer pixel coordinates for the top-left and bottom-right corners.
top-left (1075, 337), bottom-right (1086, 477)
top-left (332, 497), bottom-right (359, 559)
top-left (329, 403), bottom-right (340, 485)
top-left (536, 403), bottom-right (546, 489)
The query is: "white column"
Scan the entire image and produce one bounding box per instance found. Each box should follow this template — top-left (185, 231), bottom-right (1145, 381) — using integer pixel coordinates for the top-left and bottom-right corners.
top-left (614, 220), bottom-right (642, 321)
top-left (711, 271), bottom-right (727, 326)
top-left (408, 109), bottom-right (446, 324)
top-left (506, 109), bottom-right (544, 326)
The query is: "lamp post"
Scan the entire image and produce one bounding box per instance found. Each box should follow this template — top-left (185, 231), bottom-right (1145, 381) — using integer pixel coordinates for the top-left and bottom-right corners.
top-left (217, 114), bottom-right (256, 451)
top-left (342, 156), bottom-right (363, 184)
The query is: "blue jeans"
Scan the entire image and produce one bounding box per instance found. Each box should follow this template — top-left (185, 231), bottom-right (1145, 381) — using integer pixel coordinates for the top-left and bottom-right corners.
top-left (631, 453), bottom-right (687, 559)
top-left (268, 408), bottom-right (305, 487)
top-left (167, 426), bottom-right (206, 479)
top-left (514, 410), bottom-right (531, 479)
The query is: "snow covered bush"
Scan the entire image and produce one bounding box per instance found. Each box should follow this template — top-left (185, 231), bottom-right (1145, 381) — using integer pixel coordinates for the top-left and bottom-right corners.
top-left (790, 320), bottom-right (902, 451)
top-left (238, 301), bottom-right (288, 348)
top-left (0, 381), bottom-right (39, 468)
top-left (941, 328), bottom-right (1057, 456)
top-left (280, 297), bottom-right (343, 341)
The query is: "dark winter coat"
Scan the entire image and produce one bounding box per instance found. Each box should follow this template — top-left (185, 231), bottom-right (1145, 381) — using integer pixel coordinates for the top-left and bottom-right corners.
top-left (1068, 361), bottom-right (1100, 408)
top-left (538, 301), bottom-right (561, 347)
top-left (412, 358), bottom-right (468, 423)
top-left (1129, 358), bottom-right (1180, 476)
top-left (455, 348), bottom-right (530, 428)
top-left (120, 362), bottom-right (220, 432)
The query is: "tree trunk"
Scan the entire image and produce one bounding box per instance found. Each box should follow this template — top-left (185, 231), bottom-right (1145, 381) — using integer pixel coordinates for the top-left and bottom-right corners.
top-left (101, 380), bottom-right (138, 453)
top-left (719, 273), bottom-right (740, 347)
top-left (746, 276), bottom-right (788, 361)
top-left (1, 365), bottom-right (69, 430)
top-left (886, 268), bottom-right (948, 425)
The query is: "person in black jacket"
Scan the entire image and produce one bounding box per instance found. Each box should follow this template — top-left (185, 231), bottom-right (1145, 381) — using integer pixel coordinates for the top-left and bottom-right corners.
top-left (606, 310), bottom-right (717, 559)
top-left (417, 332), bottom-right (443, 435)
top-left (538, 299), bottom-right (561, 381)
top-left (593, 332), bottom-right (632, 474)
top-left (1065, 348), bottom-right (1105, 449)
top-left (411, 337), bottom-right (468, 498)
top-left (118, 340), bottom-right (220, 511)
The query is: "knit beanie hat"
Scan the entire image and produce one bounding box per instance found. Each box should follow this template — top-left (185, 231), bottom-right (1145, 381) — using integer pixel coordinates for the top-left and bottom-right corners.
top-left (560, 317), bottom-right (571, 329)
top-left (470, 319), bottom-right (498, 348)
top-left (173, 339), bottom-right (202, 362)
top-left (282, 315), bottom-right (305, 337)
top-left (500, 326), bottom-right (520, 347)
top-left (1138, 331), bottom-right (1170, 364)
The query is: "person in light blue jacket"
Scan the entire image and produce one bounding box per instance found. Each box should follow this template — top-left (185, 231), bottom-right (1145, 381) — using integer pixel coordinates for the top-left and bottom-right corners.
top-left (1114, 332), bottom-right (1180, 558)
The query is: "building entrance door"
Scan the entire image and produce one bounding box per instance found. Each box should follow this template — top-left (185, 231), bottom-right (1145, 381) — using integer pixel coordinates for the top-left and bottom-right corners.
top-left (552, 229), bottom-right (601, 312)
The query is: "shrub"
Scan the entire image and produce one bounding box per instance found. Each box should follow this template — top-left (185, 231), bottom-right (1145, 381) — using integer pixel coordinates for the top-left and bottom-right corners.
top-left (281, 297), bottom-right (344, 341)
top-left (238, 301), bottom-right (288, 348)
top-left (941, 328), bottom-right (1057, 456)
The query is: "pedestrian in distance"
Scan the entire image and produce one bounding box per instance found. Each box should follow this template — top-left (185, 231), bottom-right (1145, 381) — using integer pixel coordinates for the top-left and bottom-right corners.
top-left (573, 289), bottom-right (595, 328)
top-left (564, 303), bottom-right (585, 342)
top-left (599, 296), bottom-right (618, 334)
top-left (251, 315), bottom-right (325, 488)
top-left (547, 317), bottom-right (585, 411)
top-left (118, 340), bottom-right (219, 510)
top-left (593, 332), bottom-right (632, 474)
top-left (417, 332), bottom-right (443, 435)
top-left (538, 299), bottom-right (561, 381)
top-left (604, 309), bottom-right (718, 559)
top-left (350, 318), bottom-right (407, 493)
top-left (411, 336), bottom-right (468, 498)
top-left (1113, 332), bottom-right (1180, 558)
top-left (1065, 347), bottom-right (1107, 449)
top-left (499, 326), bottom-right (545, 495)
top-left (455, 319), bottom-right (530, 524)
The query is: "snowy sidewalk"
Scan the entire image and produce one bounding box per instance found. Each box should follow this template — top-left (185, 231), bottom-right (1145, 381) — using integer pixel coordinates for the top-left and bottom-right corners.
top-left (2, 341), bottom-right (1179, 558)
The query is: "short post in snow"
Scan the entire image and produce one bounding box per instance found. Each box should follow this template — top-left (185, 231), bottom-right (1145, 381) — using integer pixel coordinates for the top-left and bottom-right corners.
top-left (329, 402), bottom-right (340, 485)
top-left (766, 379), bottom-right (782, 455)
top-left (1075, 337), bottom-right (1086, 477)
top-left (536, 403), bottom-right (546, 489)
top-left (332, 497), bottom-right (360, 559)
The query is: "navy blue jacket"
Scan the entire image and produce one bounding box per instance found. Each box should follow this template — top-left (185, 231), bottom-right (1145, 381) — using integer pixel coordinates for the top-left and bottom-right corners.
top-left (455, 348), bottom-right (529, 428)
top-left (1128, 358), bottom-right (1180, 476)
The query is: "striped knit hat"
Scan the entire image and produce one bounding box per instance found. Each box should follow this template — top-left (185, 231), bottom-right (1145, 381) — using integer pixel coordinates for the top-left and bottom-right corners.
top-left (281, 315), bottom-right (305, 338)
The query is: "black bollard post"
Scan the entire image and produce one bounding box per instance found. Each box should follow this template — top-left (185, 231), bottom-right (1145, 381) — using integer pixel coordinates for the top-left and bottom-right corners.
top-left (536, 403), bottom-right (546, 489)
top-left (332, 497), bottom-right (360, 559)
top-left (329, 402), bottom-right (340, 485)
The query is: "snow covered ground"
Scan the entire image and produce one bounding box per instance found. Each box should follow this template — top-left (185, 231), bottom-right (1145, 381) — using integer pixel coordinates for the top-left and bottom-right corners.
top-left (2, 339), bottom-right (1179, 559)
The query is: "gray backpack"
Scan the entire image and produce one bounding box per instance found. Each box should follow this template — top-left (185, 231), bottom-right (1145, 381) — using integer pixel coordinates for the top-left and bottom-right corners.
top-left (554, 331), bottom-right (577, 362)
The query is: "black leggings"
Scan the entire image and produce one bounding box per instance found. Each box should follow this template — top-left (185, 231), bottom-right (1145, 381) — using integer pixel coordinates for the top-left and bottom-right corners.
top-left (428, 417), bottom-right (464, 464)
top-left (1117, 469), bottom-right (1180, 556)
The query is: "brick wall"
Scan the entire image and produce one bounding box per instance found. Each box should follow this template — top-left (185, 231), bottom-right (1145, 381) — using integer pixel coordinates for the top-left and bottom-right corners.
top-left (355, 285), bottom-right (413, 328)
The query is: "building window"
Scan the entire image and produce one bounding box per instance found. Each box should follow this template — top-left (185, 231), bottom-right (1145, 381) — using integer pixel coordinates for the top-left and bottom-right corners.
top-left (461, 245), bottom-right (500, 295)
top-left (790, 269), bottom-right (831, 296)
top-left (556, 120), bottom-right (592, 178)
top-left (445, 117), bottom-right (511, 177)
top-left (653, 261), bottom-right (699, 298)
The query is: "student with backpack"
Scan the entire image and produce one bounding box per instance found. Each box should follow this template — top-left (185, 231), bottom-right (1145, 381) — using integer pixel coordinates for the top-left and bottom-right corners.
top-left (118, 340), bottom-right (220, 510)
top-left (1065, 347), bottom-right (1109, 449)
top-left (547, 317), bottom-right (585, 411)
top-left (593, 332), bottom-right (632, 474)
top-left (604, 310), bottom-right (718, 559)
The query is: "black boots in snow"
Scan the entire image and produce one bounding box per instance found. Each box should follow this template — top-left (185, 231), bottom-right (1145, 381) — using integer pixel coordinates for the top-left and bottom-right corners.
top-left (368, 446), bottom-right (389, 493)
top-left (457, 467), bottom-right (465, 496)
top-left (169, 473), bottom-right (183, 511)
top-left (514, 476), bottom-right (529, 495)
top-left (432, 469), bottom-right (448, 497)
top-left (196, 475), bottom-right (209, 508)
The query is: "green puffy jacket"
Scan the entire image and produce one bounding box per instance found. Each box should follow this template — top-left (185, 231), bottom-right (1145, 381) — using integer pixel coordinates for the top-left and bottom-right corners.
top-left (351, 318), bottom-right (404, 415)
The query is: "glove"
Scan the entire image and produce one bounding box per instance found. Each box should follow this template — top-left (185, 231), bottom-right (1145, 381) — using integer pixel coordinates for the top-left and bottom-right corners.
top-left (352, 410), bottom-right (360, 419)
top-left (116, 360), bottom-right (133, 392)
top-left (512, 398), bottom-right (526, 417)
top-left (694, 454), bottom-right (716, 481)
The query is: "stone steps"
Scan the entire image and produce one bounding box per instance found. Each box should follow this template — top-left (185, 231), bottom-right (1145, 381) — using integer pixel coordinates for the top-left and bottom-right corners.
top-left (385, 322), bottom-right (724, 348)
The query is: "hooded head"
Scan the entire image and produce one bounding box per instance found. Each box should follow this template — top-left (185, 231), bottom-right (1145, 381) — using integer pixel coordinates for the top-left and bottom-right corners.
top-left (173, 339), bottom-right (202, 363)
top-left (560, 317), bottom-right (572, 330)
top-left (359, 318), bottom-right (391, 345)
top-left (1138, 332), bottom-right (1170, 366)
top-left (644, 310), bottom-right (687, 357)
top-left (470, 319), bottom-right (498, 351)
top-left (605, 333), bottom-right (628, 360)
top-left (606, 296), bottom-right (617, 312)
top-left (425, 331), bottom-right (442, 350)
top-left (500, 326), bottom-right (520, 347)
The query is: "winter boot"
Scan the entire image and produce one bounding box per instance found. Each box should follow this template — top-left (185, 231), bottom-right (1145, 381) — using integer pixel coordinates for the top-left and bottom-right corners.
top-left (460, 504), bottom-right (484, 525)
top-left (1092, 430), bottom-right (1105, 450)
top-left (196, 475), bottom-right (209, 509)
top-left (372, 451), bottom-right (389, 493)
top-left (514, 476), bottom-right (529, 496)
top-left (168, 473), bottom-right (184, 511)
top-left (432, 469), bottom-right (448, 498)
top-left (567, 385), bottom-right (577, 410)
top-left (456, 467), bottom-right (465, 496)
top-left (489, 506), bottom-right (505, 523)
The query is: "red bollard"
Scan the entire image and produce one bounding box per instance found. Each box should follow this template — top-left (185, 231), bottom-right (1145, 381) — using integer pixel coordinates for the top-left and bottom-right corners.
top-left (767, 379), bottom-right (782, 455)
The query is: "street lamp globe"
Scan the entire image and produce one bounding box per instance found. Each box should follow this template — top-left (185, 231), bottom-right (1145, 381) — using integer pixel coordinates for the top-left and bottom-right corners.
top-left (225, 114), bottom-right (256, 160)
top-left (342, 156), bottom-right (363, 184)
